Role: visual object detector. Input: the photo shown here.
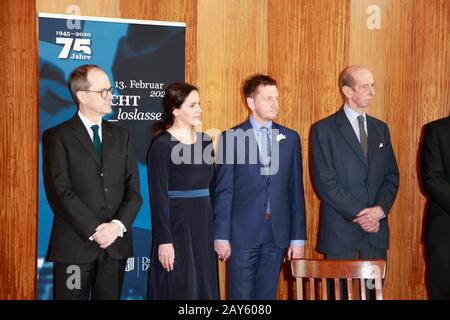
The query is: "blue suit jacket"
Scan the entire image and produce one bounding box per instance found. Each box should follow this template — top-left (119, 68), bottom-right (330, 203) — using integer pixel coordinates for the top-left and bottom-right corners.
top-left (311, 109), bottom-right (399, 254)
top-left (213, 119), bottom-right (307, 249)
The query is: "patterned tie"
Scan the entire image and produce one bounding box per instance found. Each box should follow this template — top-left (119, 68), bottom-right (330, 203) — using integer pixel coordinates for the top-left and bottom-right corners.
top-left (357, 115), bottom-right (368, 159)
top-left (260, 126), bottom-right (271, 166)
top-left (260, 126), bottom-right (272, 217)
top-left (91, 124), bottom-right (102, 158)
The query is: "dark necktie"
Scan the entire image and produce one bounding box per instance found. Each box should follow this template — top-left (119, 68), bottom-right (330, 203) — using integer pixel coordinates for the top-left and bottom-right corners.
top-left (91, 124), bottom-right (102, 158)
top-left (357, 115), bottom-right (368, 159)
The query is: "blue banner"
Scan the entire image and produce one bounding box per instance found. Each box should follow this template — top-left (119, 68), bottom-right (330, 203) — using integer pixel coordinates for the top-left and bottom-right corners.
top-left (37, 13), bottom-right (185, 299)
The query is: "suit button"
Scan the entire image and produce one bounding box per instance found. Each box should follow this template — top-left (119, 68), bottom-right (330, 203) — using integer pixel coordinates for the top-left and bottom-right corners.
top-left (104, 188), bottom-right (108, 192)
top-left (100, 172), bottom-right (104, 177)
top-left (267, 180), bottom-right (270, 186)
top-left (262, 203), bottom-right (267, 207)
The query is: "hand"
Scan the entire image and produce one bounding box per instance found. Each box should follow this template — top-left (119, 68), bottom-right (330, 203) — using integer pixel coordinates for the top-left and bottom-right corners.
top-left (92, 222), bottom-right (120, 249)
top-left (353, 206), bottom-right (384, 233)
top-left (287, 245), bottom-right (304, 261)
top-left (365, 222), bottom-right (380, 233)
top-left (214, 240), bottom-right (231, 261)
top-left (158, 243), bottom-right (175, 272)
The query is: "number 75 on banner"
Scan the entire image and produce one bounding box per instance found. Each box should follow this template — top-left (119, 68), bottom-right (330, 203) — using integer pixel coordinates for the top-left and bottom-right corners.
top-left (55, 37), bottom-right (92, 59)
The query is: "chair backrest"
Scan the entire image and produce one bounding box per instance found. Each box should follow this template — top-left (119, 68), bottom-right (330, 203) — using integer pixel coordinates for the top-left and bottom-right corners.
top-left (291, 259), bottom-right (386, 300)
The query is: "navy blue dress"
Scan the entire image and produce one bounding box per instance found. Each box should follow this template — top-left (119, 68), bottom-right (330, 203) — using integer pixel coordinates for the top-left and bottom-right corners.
top-left (147, 131), bottom-right (219, 299)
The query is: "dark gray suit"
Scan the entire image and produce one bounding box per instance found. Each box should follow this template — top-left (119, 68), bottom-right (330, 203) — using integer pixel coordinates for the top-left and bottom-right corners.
top-left (43, 114), bottom-right (142, 299)
top-left (311, 109), bottom-right (399, 256)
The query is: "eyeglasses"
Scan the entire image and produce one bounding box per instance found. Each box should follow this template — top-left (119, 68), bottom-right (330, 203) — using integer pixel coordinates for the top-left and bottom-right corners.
top-left (81, 86), bottom-right (116, 98)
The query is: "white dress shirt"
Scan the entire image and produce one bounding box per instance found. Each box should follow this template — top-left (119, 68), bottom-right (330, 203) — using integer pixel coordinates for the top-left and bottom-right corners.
top-left (78, 111), bottom-right (127, 240)
top-left (78, 111), bottom-right (103, 142)
top-left (343, 104), bottom-right (367, 142)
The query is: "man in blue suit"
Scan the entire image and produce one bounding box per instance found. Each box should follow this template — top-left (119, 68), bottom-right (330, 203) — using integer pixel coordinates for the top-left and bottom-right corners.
top-left (311, 65), bottom-right (399, 265)
top-left (213, 74), bottom-right (307, 300)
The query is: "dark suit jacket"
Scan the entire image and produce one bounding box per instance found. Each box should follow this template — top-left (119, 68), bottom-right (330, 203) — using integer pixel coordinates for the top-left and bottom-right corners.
top-left (43, 114), bottom-right (142, 263)
top-left (213, 119), bottom-right (307, 249)
top-left (420, 116), bottom-right (450, 246)
top-left (311, 109), bottom-right (399, 254)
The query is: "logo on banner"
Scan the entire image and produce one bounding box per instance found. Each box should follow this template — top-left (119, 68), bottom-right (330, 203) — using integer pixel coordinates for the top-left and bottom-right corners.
top-left (55, 30), bottom-right (92, 60)
top-left (125, 257), bottom-right (150, 275)
top-left (126, 257), bottom-right (135, 272)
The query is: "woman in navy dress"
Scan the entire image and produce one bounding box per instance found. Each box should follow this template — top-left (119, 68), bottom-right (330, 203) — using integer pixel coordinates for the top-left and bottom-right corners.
top-left (147, 82), bottom-right (219, 299)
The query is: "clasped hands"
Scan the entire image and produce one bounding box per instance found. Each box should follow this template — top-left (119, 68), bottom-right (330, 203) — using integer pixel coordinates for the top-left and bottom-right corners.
top-left (353, 206), bottom-right (384, 233)
top-left (91, 222), bottom-right (120, 249)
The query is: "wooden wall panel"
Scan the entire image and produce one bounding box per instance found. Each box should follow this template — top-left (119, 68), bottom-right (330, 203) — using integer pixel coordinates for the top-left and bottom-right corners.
top-left (268, 0), bottom-right (350, 300)
top-left (197, 0), bottom-right (268, 135)
top-left (36, 0), bottom-right (121, 18)
top-left (412, 0), bottom-right (450, 124)
top-left (0, 0), bottom-right (38, 299)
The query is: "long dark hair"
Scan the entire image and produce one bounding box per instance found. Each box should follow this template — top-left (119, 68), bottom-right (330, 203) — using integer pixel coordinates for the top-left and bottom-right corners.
top-left (153, 82), bottom-right (198, 137)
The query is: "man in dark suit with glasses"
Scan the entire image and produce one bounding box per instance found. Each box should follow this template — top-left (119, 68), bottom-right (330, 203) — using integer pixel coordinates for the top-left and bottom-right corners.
top-left (43, 64), bottom-right (142, 299)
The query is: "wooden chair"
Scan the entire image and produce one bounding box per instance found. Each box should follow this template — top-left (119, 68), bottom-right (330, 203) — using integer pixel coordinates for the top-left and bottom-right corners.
top-left (291, 259), bottom-right (386, 300)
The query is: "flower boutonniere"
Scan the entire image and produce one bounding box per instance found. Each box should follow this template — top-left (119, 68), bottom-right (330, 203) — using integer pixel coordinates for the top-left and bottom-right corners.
top-left (275, 133), bottom-right (286, 142)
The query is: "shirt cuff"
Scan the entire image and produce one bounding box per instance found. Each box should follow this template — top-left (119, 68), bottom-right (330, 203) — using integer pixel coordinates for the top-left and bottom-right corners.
top-left (215, 239), bottom-right (229, 243)
top-left (89, 229), bottom-right (99, 241)
top-left (111, 219), bottom-right (127, 238)
top-left (290, 240), bottom-right (305, 246)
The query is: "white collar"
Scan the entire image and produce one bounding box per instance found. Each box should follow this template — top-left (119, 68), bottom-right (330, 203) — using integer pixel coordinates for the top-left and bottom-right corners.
top-left (78, 111), bottom-right (102, 129)
top-left (343, 104), bottom-right (366, 122)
